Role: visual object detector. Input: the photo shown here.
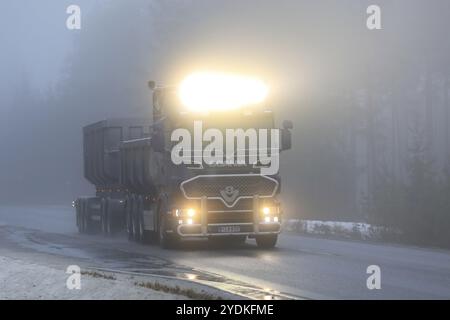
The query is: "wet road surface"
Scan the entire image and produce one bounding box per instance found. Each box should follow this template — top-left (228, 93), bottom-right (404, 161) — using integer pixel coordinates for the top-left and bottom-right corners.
top-left (1, 205), bottom-right (450, 299)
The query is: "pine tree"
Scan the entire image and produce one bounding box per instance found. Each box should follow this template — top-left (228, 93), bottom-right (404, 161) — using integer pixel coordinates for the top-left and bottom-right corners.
top-left (404, 111), bottom-right (438, 245)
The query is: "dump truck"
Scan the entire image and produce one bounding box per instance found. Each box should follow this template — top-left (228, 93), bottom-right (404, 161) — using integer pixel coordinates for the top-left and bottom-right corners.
top-left (74, 76), bottom-right (292, 249)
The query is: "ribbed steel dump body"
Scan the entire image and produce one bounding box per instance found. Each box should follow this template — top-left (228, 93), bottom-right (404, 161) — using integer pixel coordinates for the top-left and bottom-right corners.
top-left (119, 137), bottom-right (165, 195)
top-left (83, 118), bottom-right (153, 187)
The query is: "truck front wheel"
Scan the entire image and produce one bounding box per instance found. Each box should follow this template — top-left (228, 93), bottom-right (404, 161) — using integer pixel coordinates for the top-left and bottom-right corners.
top-left (255, 234), bottom-right (278, 249)
top-left (158, 201), bottom-right (179, 249)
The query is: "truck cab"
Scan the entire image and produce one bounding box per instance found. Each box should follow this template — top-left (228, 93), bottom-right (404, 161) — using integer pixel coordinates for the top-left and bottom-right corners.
top-left (149, 82), bottom-right (292, 248)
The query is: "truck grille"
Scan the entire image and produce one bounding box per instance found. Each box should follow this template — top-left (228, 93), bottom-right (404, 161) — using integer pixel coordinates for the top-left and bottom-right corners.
top-left (207, 211), bottom-right (253, 224)
top-left (180, 174), bottom-right (278, 207)
top-left (207, 198), bottom-right (252, 211)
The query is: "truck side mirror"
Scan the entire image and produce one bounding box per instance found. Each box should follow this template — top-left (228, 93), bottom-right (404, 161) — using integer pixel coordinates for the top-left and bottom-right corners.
top-left (148, 80), bottom-right (156, 90)
top-left (283, 120), bottom-right (293, 130)
top-left (281, 120), bottom-right (293, 151)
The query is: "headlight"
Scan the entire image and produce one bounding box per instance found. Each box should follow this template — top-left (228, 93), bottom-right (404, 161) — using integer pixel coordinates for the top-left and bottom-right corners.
top-left (262, 206), bottom-right (278, 215)
top-left (187, 208), bottom-right (196, 217)
top-left (175, 208), bottom-right (196, 218)
top-left (178, 71), bottom-right (269, 112)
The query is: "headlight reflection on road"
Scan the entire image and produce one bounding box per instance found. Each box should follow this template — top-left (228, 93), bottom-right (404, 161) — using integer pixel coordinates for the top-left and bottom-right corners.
top-left (186, 274), bottom-right (197, 280)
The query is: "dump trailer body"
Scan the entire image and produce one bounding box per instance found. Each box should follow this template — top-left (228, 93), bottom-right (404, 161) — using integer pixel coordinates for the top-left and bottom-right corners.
top-left (119, 137), bottom-right (166, 196)
top-left (77, 118), bottom-right (155, 236)
top-left (83, 118), bottom-right (153, 188)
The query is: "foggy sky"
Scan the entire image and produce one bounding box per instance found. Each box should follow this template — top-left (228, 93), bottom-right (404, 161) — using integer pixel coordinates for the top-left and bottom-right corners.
top-left (1, 1), bottom-right (449, 221)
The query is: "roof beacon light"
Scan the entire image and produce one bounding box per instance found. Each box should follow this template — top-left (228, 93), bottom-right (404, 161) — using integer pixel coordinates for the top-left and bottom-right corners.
top-left (179, 71), bottom-right (269, 112)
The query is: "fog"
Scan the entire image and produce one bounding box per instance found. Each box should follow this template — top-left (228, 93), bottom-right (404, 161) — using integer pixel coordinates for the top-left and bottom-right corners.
top-left (1, 1), bottom-right (449, 246)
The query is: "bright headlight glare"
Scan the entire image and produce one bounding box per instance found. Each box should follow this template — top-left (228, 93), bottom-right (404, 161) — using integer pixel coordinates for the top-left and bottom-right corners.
top-left (187, 208), bottom-right (196, 217)
top-left (179, 71), bottom-right (269, 112)
top-left (262, 207), bottom-right (270, 215)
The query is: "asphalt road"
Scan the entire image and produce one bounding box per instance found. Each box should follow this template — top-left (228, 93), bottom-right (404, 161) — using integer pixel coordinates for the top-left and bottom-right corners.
top-left (1, 205), bottom-right (449, 299)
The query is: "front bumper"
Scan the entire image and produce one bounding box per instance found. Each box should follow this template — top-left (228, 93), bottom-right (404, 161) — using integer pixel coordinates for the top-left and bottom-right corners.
top-left (173, 195), bottom-right (281, 238)
top-left (177, 222), bottom-right (281, 237)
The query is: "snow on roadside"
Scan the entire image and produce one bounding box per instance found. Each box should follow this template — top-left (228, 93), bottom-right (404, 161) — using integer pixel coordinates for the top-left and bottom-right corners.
top-left (283, 219), bottom-right (401, 241)
top-left (0, 256), bottom-right (184, 300)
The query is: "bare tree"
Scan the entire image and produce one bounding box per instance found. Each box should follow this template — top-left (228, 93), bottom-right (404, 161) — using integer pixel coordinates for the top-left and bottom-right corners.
top-left (444, 74), bottom-right (449, 157)
top-left (425, 65), bottom-right (434, 163)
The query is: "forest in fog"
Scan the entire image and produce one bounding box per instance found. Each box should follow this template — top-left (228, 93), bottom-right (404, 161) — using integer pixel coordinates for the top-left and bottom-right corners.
top-left (0, 0), bottom-right (449, 246)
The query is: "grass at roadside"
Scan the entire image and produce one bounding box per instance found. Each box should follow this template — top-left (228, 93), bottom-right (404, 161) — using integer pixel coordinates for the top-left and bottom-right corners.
top-left (134, 281), bottom-right (223, 300)
top-left (81, 270), bottom-right (116, 280)
top-left (81, 268), bottom-right (224, 300)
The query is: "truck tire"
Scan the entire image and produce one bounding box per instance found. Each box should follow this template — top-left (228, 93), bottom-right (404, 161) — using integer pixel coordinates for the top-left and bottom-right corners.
top-left (76, 199), bottom-right (84, 233)
top-left (83, 199), bottom-right (90, 233)
top-left (146, 203), bottom-right (159, 244)
top-left (75, 199), bottom-right (81, 233)
top-left (131, 196), bottom-right (140, 242)
top-left (105, 197), bottom-right (114, 235)
top-left (255, 234), bottom-right (278, 249)
top-left (100, 198), bottom-right (109, 236)
top-left (125, 196), bottom-right (134, 241)
top-left (86, 197), bottom-right (103, 234)
top-left (83, 199), bottom-right (96, 234)
top-left (82, 200), bottom-right (90, 234)
top-left (158, 200), bottom-right (179, 249)
top-left (100, 197), bottom-right (115, 236)
top-left (135, 196), bottom-right (146, 243)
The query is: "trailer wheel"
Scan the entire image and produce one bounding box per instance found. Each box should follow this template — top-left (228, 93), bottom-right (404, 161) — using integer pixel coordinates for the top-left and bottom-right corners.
top-left (131, 196), bottom-right (140, 242)
top-left (105, 197), bottom-right (114, 235)
top-left (135, 196), bottom-right (146, 243)
top-left (255, 234), bottom-right (278, 249)
top-left (125, 196), bottom-right (134, 241)
top-left (83, 198), bottom-right (97, 234)
top-left (100, 197), bottom-right (114, 236)
top-left (83, 200), bottom-right (89, 233)
top-left (100, 198), bottom-right (108, 235)
top-left (82, 200), bottom-right (90, 233)
top-left (76, 199), bottom-right (84, 233)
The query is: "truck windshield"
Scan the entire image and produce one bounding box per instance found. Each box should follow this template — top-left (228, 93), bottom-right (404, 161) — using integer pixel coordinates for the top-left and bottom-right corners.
top-left (174, 109), bottom-right (274, 130)
top-left (170, 110), bottom-right (276, 175)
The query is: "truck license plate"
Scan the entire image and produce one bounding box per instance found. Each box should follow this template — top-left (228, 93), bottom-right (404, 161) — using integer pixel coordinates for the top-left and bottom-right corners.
top-left (217, 226), bottom-right (241, 233)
